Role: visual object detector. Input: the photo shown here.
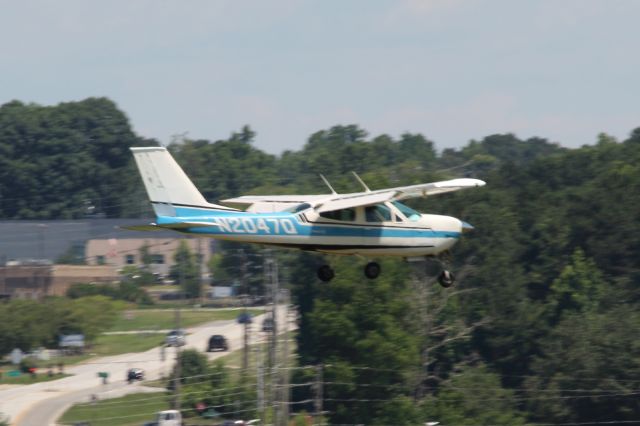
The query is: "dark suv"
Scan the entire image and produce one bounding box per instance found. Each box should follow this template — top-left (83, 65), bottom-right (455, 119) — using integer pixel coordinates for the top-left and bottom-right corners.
top-left (127, 368), bottom-right (144, 383)
top-left (207, 335), bottom-right (229, 352)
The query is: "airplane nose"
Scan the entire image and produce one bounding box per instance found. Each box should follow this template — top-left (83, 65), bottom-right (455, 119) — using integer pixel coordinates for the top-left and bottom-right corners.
top-left (461, 221), bottom-right (474, 232)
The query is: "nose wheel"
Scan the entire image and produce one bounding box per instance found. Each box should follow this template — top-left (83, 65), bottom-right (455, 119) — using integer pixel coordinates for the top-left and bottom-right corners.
top-left (317, 265), bottom-right (335, 282)
top-left (437, 270), bottom-right (455, 287)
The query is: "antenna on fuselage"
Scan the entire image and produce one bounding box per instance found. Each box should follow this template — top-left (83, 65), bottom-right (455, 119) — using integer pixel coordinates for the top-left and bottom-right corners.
top-left (351, 171), bottom-right (371, 192)
top-left (319, 174), bottom-right (338, 194)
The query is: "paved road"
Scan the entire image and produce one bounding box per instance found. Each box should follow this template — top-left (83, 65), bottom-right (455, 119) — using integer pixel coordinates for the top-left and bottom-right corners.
top-left (0, 307), bottom-right (290, 426)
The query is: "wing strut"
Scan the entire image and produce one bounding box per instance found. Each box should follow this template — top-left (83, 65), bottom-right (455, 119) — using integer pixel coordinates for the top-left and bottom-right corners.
top-left (319, 174), bottom-right (337, 194)
top-left (351, 171), bottom-right (371, 192)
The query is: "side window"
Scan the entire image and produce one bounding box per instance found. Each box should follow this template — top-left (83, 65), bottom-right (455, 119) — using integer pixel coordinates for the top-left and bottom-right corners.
top-left (365, 205), bottom-right (392, 222)
top-left (320, 208), bottom-right (356, 221)
top-left (125, 254), bottom-right (135, 265)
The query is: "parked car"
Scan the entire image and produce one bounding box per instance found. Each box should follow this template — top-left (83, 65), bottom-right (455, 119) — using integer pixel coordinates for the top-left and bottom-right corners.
top-left (127, 368), bottom-right (144, 383)
top-left (207, 334), bottom-right (229, 352)
top-left (262, 317), bottom-right (274, 332)
top-left (165, 329), bottom-right (186, 347)
top-left (156, 410), bottom-right (182, 426)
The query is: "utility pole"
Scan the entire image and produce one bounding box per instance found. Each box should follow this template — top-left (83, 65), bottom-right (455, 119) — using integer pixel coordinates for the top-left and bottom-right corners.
top-left (173, 247), bottom-right (187, 412)
top-left (173, 307), bottom-right (182, 411)
top-left (257, 334), bottom-right (265, 424)
top-left (281, 289), bottom-right (291, 426)
top-left (263, 250), bottom-right (281, 424)
top-left (313, 364), bottom-right (324, 425)
top-left (197, 238), bottom-right (203, 306)
top-left (241, 249), bottom-right (249, 373)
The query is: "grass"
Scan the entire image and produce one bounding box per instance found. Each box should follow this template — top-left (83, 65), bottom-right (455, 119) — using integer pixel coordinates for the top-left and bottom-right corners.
top-left (0, 368), bottom-right (70, 385)
top-left (58, 391), bottom-right (170, 426)
top-left (109, 308), bottom-right (264, 332)
top-left (91, 333), bottom-right (166, 357)
top-left (59, 391), bottom-right (224, 426)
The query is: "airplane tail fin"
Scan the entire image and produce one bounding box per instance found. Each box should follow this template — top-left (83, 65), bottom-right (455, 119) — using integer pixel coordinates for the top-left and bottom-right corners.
top-left (131, 147), bottom-right (234, 217)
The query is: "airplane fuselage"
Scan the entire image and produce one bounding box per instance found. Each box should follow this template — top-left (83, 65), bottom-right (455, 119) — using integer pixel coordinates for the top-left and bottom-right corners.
top-left (156, 203), bottom-right (463, 257)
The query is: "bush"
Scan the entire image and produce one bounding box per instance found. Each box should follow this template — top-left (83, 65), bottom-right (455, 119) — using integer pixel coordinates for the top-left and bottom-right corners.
top-left (19, 357), bottom-right (38, 374)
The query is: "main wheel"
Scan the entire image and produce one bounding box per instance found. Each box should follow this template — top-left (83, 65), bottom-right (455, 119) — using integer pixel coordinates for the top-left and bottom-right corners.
top-left (364, 262), bottom-right (381, 279)
top-left (317, 265), bottom-right (335, 282)
top-left (438, 270), bottom-right (455, 288)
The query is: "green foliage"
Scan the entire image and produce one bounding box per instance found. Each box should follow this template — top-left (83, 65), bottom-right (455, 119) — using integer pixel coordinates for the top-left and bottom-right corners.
top-left (19, 356), bottom-right (38, 373)
top-left (209, 241), bottom-right (264, 294)
top-left (66, 281), bottom-right (153, 305)
top-left (526, 306), bottom-right (640, 423)
top-left (422, 364), bottom-right (526, 425)
top-left (0, 98), bottom-right (154, 219)
top-left (0, 296), bottom-right (122, 355)
top-left (170, 241), bottom-right (201, 299)
top-left (4, 97), bottom-right (640, 423)
top-left (179, 359), bottom-right (256, 420)
top-left (177, 349), bottom-right (209, 384)
top-left (119, 264), bottom-right (159, 287)
top-left (548, 248), bottom-right (607, 321)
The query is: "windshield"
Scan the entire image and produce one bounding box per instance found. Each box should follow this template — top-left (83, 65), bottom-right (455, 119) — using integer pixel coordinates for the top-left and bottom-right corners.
top-left (392, 201), bottom-right (421, 221)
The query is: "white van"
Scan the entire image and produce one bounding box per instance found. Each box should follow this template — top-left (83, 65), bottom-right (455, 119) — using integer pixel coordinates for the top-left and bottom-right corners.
top-left (157, 410), bottom-right (182, 426)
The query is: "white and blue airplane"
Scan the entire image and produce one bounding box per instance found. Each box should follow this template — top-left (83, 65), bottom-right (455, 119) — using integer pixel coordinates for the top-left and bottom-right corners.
top-left (128, 147), bottom-right (485, 286)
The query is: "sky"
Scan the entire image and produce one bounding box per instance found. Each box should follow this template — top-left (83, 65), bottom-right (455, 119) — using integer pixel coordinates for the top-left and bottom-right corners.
top-left (1, 0), bottom-right (639, 155)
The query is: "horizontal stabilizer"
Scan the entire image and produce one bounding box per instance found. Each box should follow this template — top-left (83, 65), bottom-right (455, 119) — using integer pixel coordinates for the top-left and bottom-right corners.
top-left (161, 222), bottom-right (220, 229)
top-left (121, 222), bottom-right (220, 232)
top-left (120, 224), bottom-right (164, 232)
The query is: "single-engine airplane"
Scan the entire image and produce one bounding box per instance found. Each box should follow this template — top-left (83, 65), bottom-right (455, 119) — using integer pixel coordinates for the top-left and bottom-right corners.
top-left (127, 147), bottom-right (485, 286)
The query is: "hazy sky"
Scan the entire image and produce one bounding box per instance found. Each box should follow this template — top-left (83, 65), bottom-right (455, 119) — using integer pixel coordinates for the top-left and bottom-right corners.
top-left (1, 0), bottom-right (639, 154)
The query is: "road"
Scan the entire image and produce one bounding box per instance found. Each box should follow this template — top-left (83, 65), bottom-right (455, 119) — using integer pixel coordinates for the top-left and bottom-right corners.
top-left (0, 306), bottom-right (291, 426)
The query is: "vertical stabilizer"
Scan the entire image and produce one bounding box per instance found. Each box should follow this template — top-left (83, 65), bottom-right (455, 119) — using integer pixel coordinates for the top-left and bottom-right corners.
top-left (131, 147), bottom-right (232, 215)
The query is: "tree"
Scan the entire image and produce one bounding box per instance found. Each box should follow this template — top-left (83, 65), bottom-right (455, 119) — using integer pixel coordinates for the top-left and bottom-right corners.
top-left (170, 241), bottom-right (200, 299)
top-left (294, 257), bottom-right (421, 425)
top-left (422, 363), bottom-right (526, 425)
top-left (547, 248), bottom-right (607, 323)
top-left (526, 306), bottom-right (640, 423)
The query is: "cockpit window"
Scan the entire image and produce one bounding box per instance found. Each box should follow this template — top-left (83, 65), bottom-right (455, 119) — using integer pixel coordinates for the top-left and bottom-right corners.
top-left (283, 203), bottom-right (311, 213)
top-left (365, 204), bottom-right (392, 222)
top-left (392, 201), bottom-right (421, 221)
top-left (320, 208), bottom-right (356, 221)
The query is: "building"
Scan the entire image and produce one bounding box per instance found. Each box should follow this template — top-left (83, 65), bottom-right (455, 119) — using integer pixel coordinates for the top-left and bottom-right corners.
top-left (0, 219), bottom-right (216, 299)
top-left (85, 238), bottom-right (212, 278)
top-left (0, 219), bottom-right (214, 264)
top-left (0, 263), bottom-right (118, 300)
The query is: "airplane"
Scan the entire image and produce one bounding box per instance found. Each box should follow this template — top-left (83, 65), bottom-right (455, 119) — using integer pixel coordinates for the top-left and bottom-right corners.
top-left (127, 146), bottom-right (485, 286)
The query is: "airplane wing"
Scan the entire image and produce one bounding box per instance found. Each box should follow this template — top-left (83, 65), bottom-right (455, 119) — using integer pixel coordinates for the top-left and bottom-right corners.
top-left (220, 178), bottom-right (485, 213)
top-left (391, 178), bottom-right (486, 200)
top-left (221, 195), bottom-right (328, 207)
top-left (314, 178), bottom-right (486, 213)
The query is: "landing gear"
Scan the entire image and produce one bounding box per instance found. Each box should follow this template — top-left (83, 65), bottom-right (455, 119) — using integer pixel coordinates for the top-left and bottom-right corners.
top-left (317, 265), bottom-right (335, 282)
top-left (364, 262), bottom-right (381, 279)
top-left (437, 270), bottom-right (455, 288)
top-left (406, 254), bottom-right (457, 288)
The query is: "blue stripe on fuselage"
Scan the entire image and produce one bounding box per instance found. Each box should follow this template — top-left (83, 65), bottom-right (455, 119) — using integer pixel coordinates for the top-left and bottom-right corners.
top-left (157, 207), bottom-right (460, 239)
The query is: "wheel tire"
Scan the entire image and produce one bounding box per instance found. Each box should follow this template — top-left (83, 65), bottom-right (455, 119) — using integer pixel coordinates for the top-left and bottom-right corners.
top-left (317, 265), bottom-right (335, 282)
top-left (364, 262), bottom-right (381, 279)
top-left (438, 270), bottom-right (455, 288)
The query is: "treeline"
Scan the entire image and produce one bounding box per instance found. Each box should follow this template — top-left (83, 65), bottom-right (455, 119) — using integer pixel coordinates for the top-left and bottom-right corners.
top-left (0, 98), bottom-right (154, 219)
top-left (2, 98), bottom-right (640, 424)
top-left (0, 296), bottom-right (121, 355)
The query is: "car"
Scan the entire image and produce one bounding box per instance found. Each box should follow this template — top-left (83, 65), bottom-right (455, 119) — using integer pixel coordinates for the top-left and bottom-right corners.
top-left (262, 317), bottom-right (274, 332)
top-left (207, 334), bottom-right (229, 352)
top-left (165, 329), bottom-right (186, 347)
top-left (126, 368), bottom-right (144, 382)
